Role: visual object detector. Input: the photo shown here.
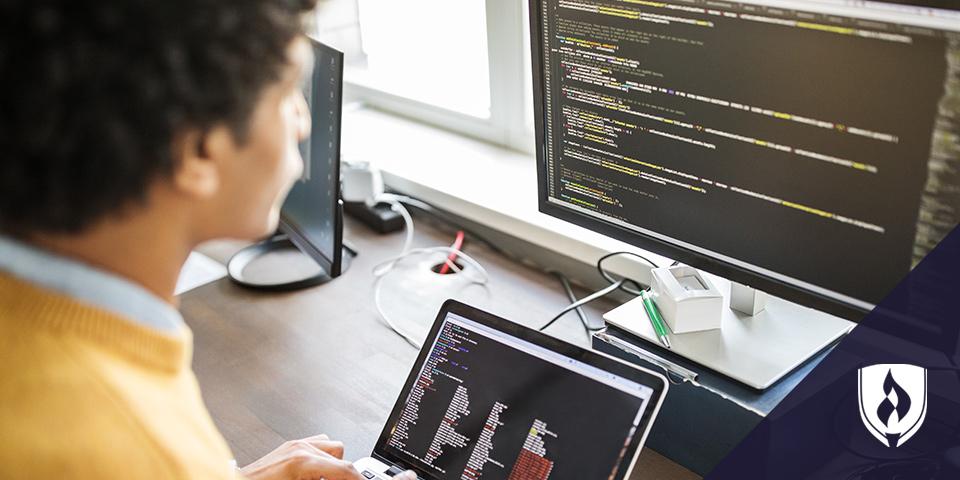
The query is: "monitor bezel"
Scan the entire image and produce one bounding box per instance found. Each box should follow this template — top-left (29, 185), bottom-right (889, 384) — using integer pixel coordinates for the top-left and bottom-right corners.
top-left (278, 38), bottom-right (345, 279)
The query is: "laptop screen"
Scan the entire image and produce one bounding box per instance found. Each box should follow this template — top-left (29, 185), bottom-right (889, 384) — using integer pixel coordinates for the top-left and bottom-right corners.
top-left (373, 300), bottom-right (667, 480)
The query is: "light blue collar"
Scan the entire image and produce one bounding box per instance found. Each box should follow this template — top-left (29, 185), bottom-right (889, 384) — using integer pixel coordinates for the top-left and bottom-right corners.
top-left (0, 235), bottom-right (183, 333)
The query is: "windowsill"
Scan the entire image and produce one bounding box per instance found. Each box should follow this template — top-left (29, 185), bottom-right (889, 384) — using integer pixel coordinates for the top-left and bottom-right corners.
top-left (340, 105), bottom-right (669, 287)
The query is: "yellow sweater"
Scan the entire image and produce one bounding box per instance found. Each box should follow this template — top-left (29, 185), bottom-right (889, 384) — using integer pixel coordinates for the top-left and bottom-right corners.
top-left (0, 271), bottom-right (235, 479)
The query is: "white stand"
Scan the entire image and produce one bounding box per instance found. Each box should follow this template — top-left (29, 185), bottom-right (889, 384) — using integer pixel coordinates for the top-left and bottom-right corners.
top-left (730, 282), bottom-right (766, 316)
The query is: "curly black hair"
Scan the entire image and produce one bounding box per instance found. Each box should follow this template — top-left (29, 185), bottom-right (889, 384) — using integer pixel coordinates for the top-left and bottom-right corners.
top-left (0, 0), bottom-right (316, 234)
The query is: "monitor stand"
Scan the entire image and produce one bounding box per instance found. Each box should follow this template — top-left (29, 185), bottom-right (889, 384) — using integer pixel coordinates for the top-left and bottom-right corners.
top-left (227, 234), bottom-right (355, 291)
top-left (602, 271), bottom-right (854, 390)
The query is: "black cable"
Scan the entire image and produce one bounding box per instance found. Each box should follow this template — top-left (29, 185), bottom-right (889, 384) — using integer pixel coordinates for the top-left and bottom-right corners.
top-left (553, 271), bottom-right (588, 326)
top-left (549, 271), bottom-right (605, 336)
top-left (541, 251), bottom-right (664, 332)
top-left (539, 300), bottom-right (581, 333)
top-left (597, 251), bottom-right (659, 296)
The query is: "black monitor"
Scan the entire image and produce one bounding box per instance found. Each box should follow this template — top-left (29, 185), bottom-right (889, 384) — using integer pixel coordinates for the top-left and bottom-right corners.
top-left (228, 38), bottom-right (352, 290)
top-left (530, 0), bottom-right (960, 322)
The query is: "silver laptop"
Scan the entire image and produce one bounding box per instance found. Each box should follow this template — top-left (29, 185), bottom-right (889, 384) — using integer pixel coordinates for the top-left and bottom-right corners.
top-left (354, 300), bottom-right (668, 480)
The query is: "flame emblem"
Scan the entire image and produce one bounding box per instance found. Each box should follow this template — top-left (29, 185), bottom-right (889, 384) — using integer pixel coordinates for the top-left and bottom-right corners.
top-left (877, 370), bottom-right (911, 428)
top-left (858, 364), bottom-right (927, 448)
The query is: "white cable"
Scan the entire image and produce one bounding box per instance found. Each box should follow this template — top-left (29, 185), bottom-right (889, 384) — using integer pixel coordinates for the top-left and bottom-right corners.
top-left (383, 193), bottom-right (431, 212)
top-left (373, 273), bottom-right (422, 348)
top-left (370, 195), bottom-right (490, 348)
top-left (373, 247), bottom-right (490, 348)
top-left (375, 193), bottom-right (414, 254)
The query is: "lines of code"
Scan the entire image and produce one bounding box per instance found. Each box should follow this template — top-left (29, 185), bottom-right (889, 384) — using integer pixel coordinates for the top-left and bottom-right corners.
top-left (538, 0), bottom-right (956, 304)
top-left (461, 402), bottom-right (507, 480)
top-left (424, 385), bottom-right (471, 467)
top-left (387, 322), bottom-right (476, 475)
top-left (382, 318), bottom-right (649, 479)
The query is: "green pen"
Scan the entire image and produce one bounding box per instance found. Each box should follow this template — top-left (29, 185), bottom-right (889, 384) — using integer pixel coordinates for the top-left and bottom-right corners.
top-left (641, 290), bottom-right (671, 349)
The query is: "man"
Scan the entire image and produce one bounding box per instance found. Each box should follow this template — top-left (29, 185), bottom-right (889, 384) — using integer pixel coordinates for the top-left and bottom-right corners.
top-left (0, 1), bottom-right (414, 479)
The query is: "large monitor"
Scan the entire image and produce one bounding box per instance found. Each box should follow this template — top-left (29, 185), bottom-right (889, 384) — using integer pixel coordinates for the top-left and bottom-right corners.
top-left (530, 0), bottom-right (960, 322)
top-left (228, 38), bottom-right (352, 290)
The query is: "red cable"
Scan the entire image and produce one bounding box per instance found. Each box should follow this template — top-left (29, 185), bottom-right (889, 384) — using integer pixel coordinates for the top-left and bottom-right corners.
top-left (439, 230), bottom-right (465, 274)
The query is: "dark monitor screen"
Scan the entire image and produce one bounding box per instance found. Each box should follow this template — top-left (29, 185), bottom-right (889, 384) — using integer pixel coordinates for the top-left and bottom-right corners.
top-left (530, 0), bottom-right (960, 320)
top-left (279, 38), bottom-right (345, 278)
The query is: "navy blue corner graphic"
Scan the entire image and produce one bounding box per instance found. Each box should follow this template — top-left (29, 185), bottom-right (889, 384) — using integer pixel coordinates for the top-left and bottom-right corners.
top-left (704, 225), bottom-right (960, 480)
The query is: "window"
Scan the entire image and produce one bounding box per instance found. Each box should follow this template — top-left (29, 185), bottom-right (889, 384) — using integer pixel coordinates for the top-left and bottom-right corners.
top-left (312, 0), bottom-right (534, 152)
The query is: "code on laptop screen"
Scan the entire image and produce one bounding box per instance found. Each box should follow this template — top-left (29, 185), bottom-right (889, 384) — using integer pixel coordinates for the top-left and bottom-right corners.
top-left (381, 314), bottom-right (654, 480)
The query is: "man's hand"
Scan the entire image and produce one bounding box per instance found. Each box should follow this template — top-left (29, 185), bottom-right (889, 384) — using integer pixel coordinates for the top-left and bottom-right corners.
top-left (239, 434), bottom-right (416, 480)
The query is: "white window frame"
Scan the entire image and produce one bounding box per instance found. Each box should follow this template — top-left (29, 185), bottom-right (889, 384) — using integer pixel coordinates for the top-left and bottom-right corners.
top-left (336, 0), bottom-right (534, 153)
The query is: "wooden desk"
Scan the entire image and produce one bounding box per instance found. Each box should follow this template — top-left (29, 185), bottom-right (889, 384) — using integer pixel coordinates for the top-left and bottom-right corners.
top-left (181, 215), bottom-right (700, 480)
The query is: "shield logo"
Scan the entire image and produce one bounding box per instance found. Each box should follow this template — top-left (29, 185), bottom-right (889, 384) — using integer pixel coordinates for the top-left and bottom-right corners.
top-left (858, 364), bottom-right (927, 448)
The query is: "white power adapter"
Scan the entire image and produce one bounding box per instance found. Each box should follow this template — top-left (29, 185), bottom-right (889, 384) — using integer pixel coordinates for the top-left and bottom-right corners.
top-left (341, 160), bottom-right (384, 205)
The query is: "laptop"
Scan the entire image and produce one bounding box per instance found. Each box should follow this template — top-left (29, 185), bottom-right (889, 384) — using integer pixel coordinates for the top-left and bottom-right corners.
top-left (354, 300), bottom-right (668, 480)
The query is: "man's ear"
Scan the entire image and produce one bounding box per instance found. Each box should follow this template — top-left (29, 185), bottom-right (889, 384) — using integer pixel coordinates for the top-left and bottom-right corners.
top-left (171, 126), bottom-right (234, 199)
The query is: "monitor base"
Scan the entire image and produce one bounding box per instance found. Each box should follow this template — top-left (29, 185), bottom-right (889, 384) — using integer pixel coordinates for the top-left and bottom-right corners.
top-left (227, 234), bottom-right (355, 291)
top-left (603, 271), bottom-right (854, 390)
